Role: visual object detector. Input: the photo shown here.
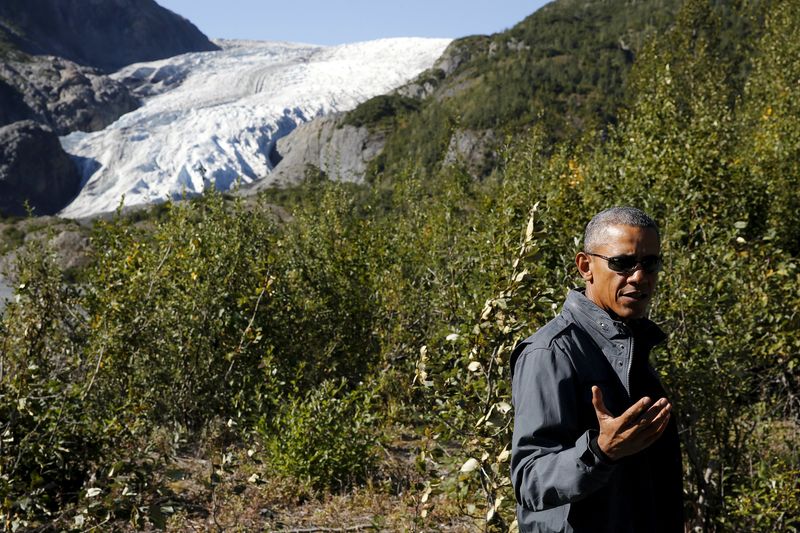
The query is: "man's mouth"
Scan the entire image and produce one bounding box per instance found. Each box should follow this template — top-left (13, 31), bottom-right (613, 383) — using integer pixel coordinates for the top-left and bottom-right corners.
top-left (621, 291), bottom-right (648, 301)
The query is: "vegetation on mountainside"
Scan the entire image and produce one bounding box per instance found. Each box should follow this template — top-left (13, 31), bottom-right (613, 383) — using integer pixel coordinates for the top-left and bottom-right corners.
top-left (1, 0), bottom-right (799, 531)
top-left (0, 39), bottom-right (15, 60)
top-left (0, 18), bottom-right (32, 62)
top-left (342, 94), bottom-right (421, 130)
top-left (0, 21), bottom-right (19, 59)
top-left (355, 0), bottom-right (682, 181)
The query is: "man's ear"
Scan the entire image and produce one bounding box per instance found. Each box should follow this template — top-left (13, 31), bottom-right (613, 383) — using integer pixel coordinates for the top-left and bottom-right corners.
top-left (576, 252), bottom-right (593, 282)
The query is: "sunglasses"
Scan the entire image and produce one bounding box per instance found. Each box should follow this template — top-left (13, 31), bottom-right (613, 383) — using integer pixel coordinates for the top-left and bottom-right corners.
top-left (586, 253), bottom-right (663, 274)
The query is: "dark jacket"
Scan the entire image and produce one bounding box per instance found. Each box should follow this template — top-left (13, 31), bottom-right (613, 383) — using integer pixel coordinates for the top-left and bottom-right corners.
top-left (510, 289), bottom-right (683, 532)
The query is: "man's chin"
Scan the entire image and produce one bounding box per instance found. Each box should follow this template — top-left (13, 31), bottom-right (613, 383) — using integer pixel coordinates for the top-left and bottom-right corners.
top-left (616, 303), bottom-right (649, 321)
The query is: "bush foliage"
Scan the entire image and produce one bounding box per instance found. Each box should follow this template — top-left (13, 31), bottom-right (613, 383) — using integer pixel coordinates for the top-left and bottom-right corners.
top-left (1, 0), bottom-right (798, 531)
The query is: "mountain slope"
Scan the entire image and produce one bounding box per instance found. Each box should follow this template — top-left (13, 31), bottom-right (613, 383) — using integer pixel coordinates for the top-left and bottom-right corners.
top-left (288, 0), bottom-right (683, 183)
top-left (0, 0), bottom-right (219, 72)
top-left (0, 121), bottom-right (81, 216)
top-left (0, 57), bottom-right (139, 135)
top-left (0, 0), bottom-right (223, 217)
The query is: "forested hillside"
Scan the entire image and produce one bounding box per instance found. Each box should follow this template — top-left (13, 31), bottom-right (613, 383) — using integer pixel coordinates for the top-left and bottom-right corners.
top-left (1, 0), bottom-right (798, 531)
top-left (345, 0), bottom-right (681, 180)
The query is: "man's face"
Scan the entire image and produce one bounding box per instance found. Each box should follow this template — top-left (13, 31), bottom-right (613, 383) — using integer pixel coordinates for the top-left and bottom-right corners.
top-left (577, 224), bottom-right (661, 322)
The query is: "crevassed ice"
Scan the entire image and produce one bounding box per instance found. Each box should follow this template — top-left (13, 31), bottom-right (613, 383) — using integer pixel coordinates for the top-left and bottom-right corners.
top-left (59, 37), bottom-right (451, 218)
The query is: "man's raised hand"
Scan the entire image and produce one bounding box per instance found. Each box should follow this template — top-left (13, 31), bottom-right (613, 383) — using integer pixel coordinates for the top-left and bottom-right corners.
top-left (591, 385), bottom-right (672, 461)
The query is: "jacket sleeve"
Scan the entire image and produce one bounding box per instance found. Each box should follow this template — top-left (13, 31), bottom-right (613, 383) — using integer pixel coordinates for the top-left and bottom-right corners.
top-left (511, 344), bottom-right (616, 511)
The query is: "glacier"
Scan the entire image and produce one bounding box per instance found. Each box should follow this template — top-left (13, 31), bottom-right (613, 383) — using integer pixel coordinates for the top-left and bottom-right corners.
top-left (58, 38), bottom-right (451, 218)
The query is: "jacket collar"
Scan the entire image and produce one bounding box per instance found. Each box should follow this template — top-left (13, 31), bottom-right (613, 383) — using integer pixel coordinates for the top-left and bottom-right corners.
top-left (563, 288), bottom-right (666, 350)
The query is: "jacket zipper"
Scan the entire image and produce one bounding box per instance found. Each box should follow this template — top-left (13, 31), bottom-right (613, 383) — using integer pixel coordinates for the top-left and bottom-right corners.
top-left (626, 336), bottom-right (634, 398)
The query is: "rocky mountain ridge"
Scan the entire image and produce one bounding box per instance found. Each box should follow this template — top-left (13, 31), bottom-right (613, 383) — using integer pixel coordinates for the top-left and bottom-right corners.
top-left (0, 0), bottom-right (220, 217)
top-left (1, 56), bottom-right (139, 135)
top-left (0, 0), bottom-right (219, 72)
top-left (241, 115), bottom-right (385, 195)
top-left (0, 120), bottom-right (81, 216)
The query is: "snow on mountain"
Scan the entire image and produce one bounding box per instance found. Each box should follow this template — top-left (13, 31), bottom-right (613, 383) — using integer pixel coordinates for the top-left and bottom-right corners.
top-left (58, 38), bottom-right (451, 218)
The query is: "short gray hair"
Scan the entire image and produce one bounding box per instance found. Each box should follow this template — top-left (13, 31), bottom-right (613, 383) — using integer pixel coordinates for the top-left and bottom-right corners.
top-left (583, 206), bottom-right (659, 253)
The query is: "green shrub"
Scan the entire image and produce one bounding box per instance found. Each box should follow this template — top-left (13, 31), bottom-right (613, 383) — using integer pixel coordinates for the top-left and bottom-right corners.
top-left (0, 242), bottom-right (100, 528)
top-left (725, 457), bottom-right (800, 532)
top-left (83, 191), bottom-right (277, 429)
top-left (263, 184), bottom-right (381, 390)
top-left (261, 379), bottom-right (377, 491)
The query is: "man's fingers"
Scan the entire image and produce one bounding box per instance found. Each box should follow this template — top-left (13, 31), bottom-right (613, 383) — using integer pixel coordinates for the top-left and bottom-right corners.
top-left (640, 412), bottom-right (672, 448)
top-left (636, 398), bottom-right (671, 426)
top-left (618, 395), bottom-right (653, 425)
top-left (637, 404), bottom-right (672, 439)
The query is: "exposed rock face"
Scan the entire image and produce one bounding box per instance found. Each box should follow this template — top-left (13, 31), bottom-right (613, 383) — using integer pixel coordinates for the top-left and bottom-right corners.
top-left (0, 78), bottom-right (37, 126)
top-left (395, 70), bottom-right (443, 100)
top-left (115, 60), bottom-right (193, 99)
top-left (443, 129), bottom-right (499, 178)
top-left (240, 115), bottom-right (386, 194)
top-left (274, 116), bottom-right (386, 183)
top-left (431, 40), bottom-right (472, 77)
top-left (0, 0), bottom-right (219, 73)
top-left (0, 57), bottom-right (139, 134)
top-left (0, 121), bottom-right (82, 216)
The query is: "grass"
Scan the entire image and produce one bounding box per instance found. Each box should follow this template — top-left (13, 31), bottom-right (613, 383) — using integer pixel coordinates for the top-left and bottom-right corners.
top-left (84, 424), bottom-right (482, 531)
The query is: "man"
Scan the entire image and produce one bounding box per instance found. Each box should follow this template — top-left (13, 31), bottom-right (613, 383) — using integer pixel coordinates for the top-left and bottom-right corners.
top-left (510, 207), bottom-right (683, 532)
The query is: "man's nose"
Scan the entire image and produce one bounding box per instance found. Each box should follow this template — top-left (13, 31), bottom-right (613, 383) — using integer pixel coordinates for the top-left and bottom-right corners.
top-left (627, 266), bottom-right (648, 283)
